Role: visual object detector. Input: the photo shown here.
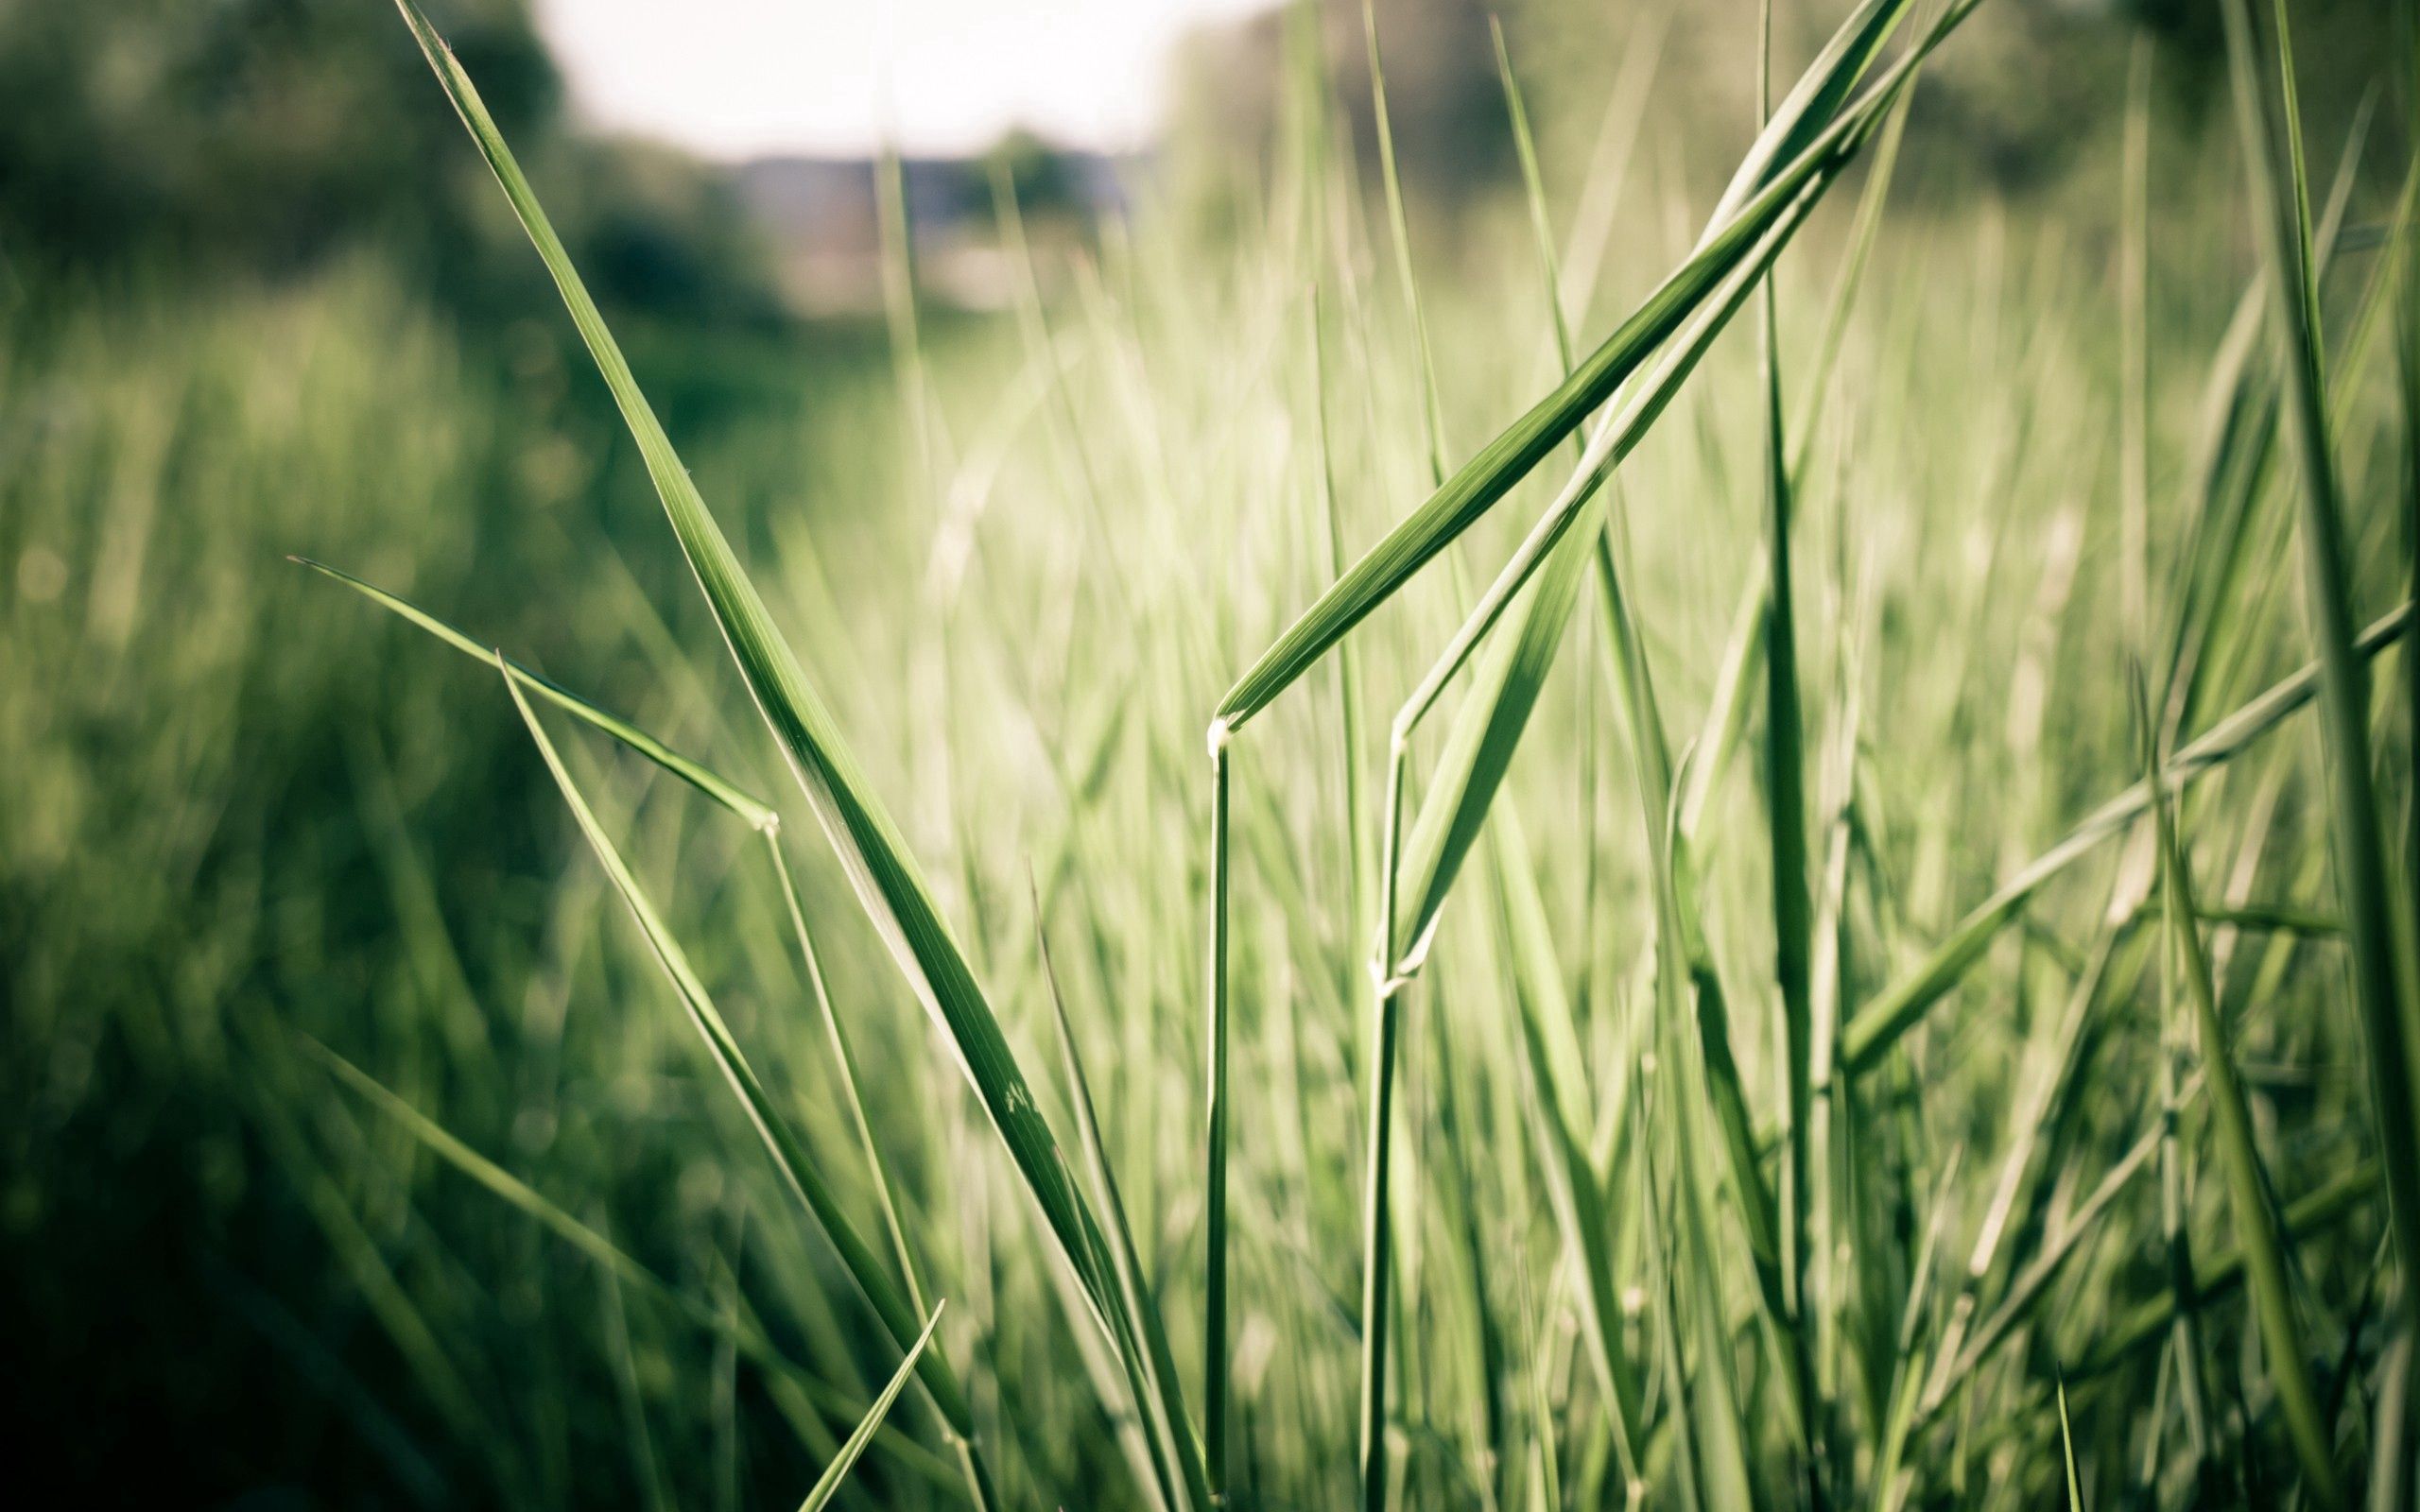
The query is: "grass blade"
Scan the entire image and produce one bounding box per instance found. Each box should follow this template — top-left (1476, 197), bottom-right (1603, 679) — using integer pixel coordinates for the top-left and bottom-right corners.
top-left (293, 557), bottom-right (778, 833)
top-left (1213, 0), bottom-right (1979, 732)
top-left (798, 1304), bottom-right (947, 1512)
top-left (389, 7), bottom-right (1163, 1450)
top-left (495, 658), bottom-right (981, 1447)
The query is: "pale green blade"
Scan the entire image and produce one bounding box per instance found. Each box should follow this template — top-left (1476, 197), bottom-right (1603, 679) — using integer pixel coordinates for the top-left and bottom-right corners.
top-left (496, 655), bottom-right (978, 1444)
top-left (389, 0), bottom-right (1133, 1364)
top-left (293, 556), bottom-right (778, 832)
top-left (1214, 0), bottom-right (1981, 731)
top-left (798, 1304), bottom-right (947, 1512)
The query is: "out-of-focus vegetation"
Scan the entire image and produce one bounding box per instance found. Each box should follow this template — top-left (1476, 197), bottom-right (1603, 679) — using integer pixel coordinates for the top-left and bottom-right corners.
top-left (0, 0), bottom-right (779, 323)
top-left (4, 0), bottom-right (2417, 1507)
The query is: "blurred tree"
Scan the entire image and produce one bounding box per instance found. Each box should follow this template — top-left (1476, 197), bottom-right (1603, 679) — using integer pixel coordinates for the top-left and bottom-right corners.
top-left (0, 0), bottom-right (774, 323)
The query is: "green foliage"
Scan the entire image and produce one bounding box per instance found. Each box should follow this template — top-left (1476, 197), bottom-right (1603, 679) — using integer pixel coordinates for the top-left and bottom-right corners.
top-left (4, 1), bottom-right (2417, 1508)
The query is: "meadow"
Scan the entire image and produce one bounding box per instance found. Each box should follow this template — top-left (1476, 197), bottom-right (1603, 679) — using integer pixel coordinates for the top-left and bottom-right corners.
top-left (4, 0), bottom-right (2417, 1506)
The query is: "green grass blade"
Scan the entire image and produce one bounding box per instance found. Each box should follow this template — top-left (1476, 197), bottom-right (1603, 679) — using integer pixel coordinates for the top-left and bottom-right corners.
top-left (1752, 7), bottom-right (1819, 1468)
top-left (497, 658), bottom-right (981, 1441)
top-left (390, 0), bottom-right (1135, 1367)
top-left (1202, 740), bottom-right (1234, 1503)
top-left (765, 837), bottom-right (932, 1319)
top-left (293, 557), bottom-right (778, 833)
top-left (1034, 895), bottom-right (1208, 1512)
top-left (1213, 0), bottom-right (1980, 732)
top-left (1362, 0), bottom-right (1448, 485)
top-left (2056, 1373), bottom-right (2083, 1509)
top-left (798, 1305), bottom-right (947, 1512)
top-left (1387, 185), bottom-right (1819, 967)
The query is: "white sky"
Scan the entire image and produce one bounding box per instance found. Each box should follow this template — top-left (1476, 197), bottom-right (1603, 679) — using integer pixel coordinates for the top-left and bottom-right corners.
top-left (532, 0), bottom-right (1276, 161)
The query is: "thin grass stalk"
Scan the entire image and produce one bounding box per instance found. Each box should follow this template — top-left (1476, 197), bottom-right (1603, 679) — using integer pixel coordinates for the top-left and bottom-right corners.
top-left (1203, 736), bottom-right (1233, 1505)
top-left (797, 1306), bottom-right (948, 1512)
top-left (766, 838), bottom-right (931, 1320)
top-left (495, 663), bottom-right (993, 1475)
top-left (1036, 894), bottom-right (1207, 1512)
top-left (1752, 8), bottom-right (1821, 1491)
top-left (1357, 730), bottom-right (1412, 1512)
top-left (1360, 0), bottom-right (1447, 485)
top-left (2056, 1374), bottom-right (2083, 1510)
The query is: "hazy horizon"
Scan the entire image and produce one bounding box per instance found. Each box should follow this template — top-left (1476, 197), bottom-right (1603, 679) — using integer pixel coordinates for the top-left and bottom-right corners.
top-left (533, 0), bottom-right (1274, 161)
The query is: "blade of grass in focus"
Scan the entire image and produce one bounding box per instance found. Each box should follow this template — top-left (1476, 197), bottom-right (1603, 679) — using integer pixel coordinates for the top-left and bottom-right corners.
top-left (293, 557), bottom-right (778, 833)
top-left (496, 657), bottom-right (989, 1474)
top-left (388, 14), bottom-right (1201, 1503)
top-left (1214, 0), bottom-right (1982, 732)
top-left (798, 1305), bottom-right (947, 1512)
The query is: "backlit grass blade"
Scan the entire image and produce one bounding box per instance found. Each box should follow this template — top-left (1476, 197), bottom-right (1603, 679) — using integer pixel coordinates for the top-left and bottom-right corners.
top-left (1840, 601), bottom-right (2413, 1074)
top-left (293, 556), bottom-right (778, 833)
top-left (1201, 739), bottom-right (1233, 1504)
top-left (1363, 0), bottom-right (1447, 485)
top-left (2225, 0), bottom-right (2420, 1330)
top-left (797, 1304), bottom-right (947, 1512)
top-left (391, 0), bottom-right (1137, 1376)
top-left (496, 659), bottom-right (983, 1452)
top-left (1388, 187), bottom-right (1817, 968)
top-left (1213, 0), bottom-right (1982, 732)
top-left (1709, 0), bottom-right (1915, 227)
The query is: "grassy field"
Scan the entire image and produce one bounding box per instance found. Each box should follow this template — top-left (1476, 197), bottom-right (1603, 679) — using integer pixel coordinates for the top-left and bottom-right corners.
top-left (5, 0), bottom-right (2418, 1506)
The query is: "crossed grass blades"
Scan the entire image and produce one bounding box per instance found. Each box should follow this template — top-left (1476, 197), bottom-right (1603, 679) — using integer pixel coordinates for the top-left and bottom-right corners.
top-left (292, 0), bottom-right (2419, 1504)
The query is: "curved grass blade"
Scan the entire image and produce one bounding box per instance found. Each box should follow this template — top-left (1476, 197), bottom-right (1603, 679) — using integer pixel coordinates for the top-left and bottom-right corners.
top-left (497, 659), bottom-right (992, 1467)
top-left (389, 3), bottom-right (1143, 1406)
top-left (1213, 0), bottom-right (1982, 732)
top-left (798, 1304), bottom-right (947, 1512)
top-left (293, 556), bottom-right (778, 833)
top-left (2221, 0), bottom-right (2420, 1333)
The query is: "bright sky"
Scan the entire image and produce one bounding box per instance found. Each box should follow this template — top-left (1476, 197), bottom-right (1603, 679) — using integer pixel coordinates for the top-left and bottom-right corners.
top-left (532, 0), bottom-right (1276, 161)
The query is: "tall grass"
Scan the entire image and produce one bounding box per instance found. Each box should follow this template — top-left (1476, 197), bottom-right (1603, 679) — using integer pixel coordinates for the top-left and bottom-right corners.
top-left (6, 0), bottom-right (2418, 1505)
